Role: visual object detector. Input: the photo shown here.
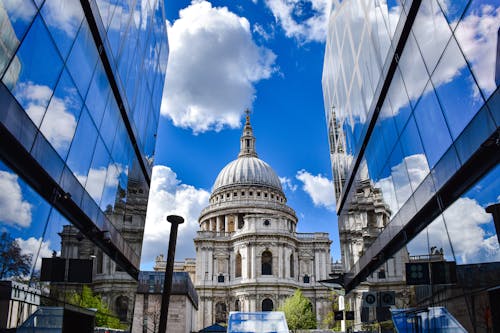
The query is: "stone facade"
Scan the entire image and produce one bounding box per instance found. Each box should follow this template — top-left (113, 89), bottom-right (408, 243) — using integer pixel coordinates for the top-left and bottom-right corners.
top-left (131, 271), bottom-right (198, 333)
top-left (194, 113), bottom-right (333, 330)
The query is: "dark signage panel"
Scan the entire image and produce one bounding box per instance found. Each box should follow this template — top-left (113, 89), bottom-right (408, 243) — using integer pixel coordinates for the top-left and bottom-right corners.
top-left (406, 262), bottom-right (430, 285)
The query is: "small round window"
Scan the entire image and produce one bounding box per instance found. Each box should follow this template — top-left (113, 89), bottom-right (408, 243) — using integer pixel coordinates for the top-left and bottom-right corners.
top-left (264, 220), bottom-right (270, 226)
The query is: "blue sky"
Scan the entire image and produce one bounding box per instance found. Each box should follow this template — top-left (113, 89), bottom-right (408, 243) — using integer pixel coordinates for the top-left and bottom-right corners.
top-left (140, 0), bottom-right (340, 269)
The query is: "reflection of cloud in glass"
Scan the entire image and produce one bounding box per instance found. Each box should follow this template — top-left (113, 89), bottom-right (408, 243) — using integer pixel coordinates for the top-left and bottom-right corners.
top-left (41, 0), bottom-right (83, 36)
top-left (17, 82), bottom-right (77, 150)
top-left (0, 0), bottom-right (35, 22)
top-left (455, 4), bottom-right (500, 95)
top-left (408, 197), bottom-right (499, 264)
top-left (76, 163), bottom-right (123, 203)
top-left (380, 3), bottom-right (499, 117)
top-left (375, 154), bottom-right (429, 214)
top-left (16, 237), bottom-right (54, 272)
top-left (0, 171), bottom-right (32, 228)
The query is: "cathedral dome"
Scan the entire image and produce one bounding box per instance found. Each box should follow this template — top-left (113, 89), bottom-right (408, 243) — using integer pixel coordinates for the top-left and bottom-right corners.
top-left (213, 156), bottom-right (282, 192)
top-left (212, 111), bottom-right (283, 193)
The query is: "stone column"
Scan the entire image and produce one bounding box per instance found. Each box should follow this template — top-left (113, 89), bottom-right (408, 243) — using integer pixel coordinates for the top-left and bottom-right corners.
top-left (278, 245), bottom-right (283, 278)
top-left (224, 215), bottom-right (229, 233)
top-left (216, 217), bottom-right (221, 234)
top-left (251, 246), bottom-right (256, 279)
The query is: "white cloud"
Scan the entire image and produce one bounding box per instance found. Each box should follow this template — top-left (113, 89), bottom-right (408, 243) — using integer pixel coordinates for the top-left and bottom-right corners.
top-left (161, 1), bottom-right (277, 133)
top-left (0, 0), bottom-right (36, 22)
top-left (0, 171), bottom-right (32, 228)
top-left (253, 23), bottom-right (274, 41)
top-left (264, 0), bottom-right (331, 43)
top-left (375, 154), bottom-right (430, 215)
top-left (296, 169), bottom-right (335, 210)
top-left (141, 166), bottom-right (210, 269)
top-left (279, 176), bottom-right (297, 192)
top-left (41, 0), bottom-right (83, 36)
top-left (16, 82), bottom-right (77, 151)
top-left (76, 164), bottom-right (123, 203)
top-left (16, 237), bottom-right (53, 272)
top-left (454, 4), bottom-right (500, 95)
top-left (407, 197), bottom-right (499, 264)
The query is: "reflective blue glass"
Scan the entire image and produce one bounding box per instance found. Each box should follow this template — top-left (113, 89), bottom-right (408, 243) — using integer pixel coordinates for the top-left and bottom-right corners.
top-left (66, 20), bottom-right (98, 98)
top-left (432, 38), bottom-right (484, 139)
top-left (66, 108), bottom-right (98, 188)
top-left (40, 0), bottom-right (84, 60)
top-left (5, 15), bottom-right (64, 127)
top-left (413, 82), bottom-right (453, 168)
top-left (454, 0), bottom-right (499, 101)
top-left (413, 0), bottom-right (452, 74)
top-left (0, 0), bottom-right (37, 78)
top-left (39, 69), bottom-right (83, 159)
top-left (85, 61), bottom-right (111, 129)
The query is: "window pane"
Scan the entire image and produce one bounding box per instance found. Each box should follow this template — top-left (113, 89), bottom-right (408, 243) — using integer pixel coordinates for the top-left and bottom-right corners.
top-left (66, 20), bottom-right (98, 98)
top-left (454, 1), bottom-right (499, 100)
top-left (39, 69), bottom-right (83, 159)
top-left (432, 38), bottom-right (484, 139)
top-left (413, 81), bottom-right (452, 168)
top-left (0, 0), bottom-right (38, 77)
top-left (40, 0), bottom-right (84, 60)
top-left (5, 15), bottom-right (63, 127)
top-left (413, 0), bottom-right (452, 74)
top-left (66, 108), bottom-right (98, 188)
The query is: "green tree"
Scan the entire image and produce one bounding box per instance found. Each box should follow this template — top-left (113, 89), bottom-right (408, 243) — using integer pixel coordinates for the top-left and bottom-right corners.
top-left (0, 232), bottom-right (32, 279)
top-left (278, 289), bottom-right (316, 330)
top-left (68, 285), bottom-right (126, 329)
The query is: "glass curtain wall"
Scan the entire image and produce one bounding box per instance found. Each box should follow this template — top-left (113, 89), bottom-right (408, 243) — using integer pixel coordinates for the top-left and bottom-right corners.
top-left (323, 0), bottom-right (499, 331)
top-left (0, 0), bottom-right (167, 330)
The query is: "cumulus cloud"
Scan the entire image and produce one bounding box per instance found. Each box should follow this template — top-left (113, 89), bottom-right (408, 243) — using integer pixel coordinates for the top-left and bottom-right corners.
top-left (279, 176), bottom-right (297, 192)
top-left (41, 0), bottom-right (83, 36)
top-left (454, 4), bottom-right (500, 95)
top-left (141, 166), bottom-right (210, 269)
top-left (16, 82), bottom-right (77, 151)
top-left (296, 170), bottom-right (336, 210)
top-left (375, 154), bottom-right (430, 215)
top-left (76, 164), bottom-right (123, 203)
top-left (264, 0), bottom-right (331, 43)
top-left (161, 1), bottom-right (277, 133)
top-left (0, 171), bottom-right (32, 228)
top-left (16, 237), bottom-right (54, 272)
top-left (407, 197), bottom-right (500, 264)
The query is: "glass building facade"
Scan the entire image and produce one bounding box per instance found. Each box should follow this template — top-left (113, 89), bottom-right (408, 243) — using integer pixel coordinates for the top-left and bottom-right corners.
top-left (323, 0), bottom-right (499, 331)
top-left (0, 0), bottom-right (167, 329)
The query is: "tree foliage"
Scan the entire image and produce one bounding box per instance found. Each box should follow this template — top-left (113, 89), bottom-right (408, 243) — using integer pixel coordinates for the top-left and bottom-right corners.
top-left (68, 285), bottom-right (126, 329)
top-left (0, 232), bottom-right (32, 279)
top-left (279, 289), bottom-right (316, 330)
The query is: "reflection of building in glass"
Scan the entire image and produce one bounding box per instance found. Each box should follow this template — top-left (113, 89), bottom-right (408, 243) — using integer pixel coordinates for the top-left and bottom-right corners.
top-left (0, 0), bottom-right (168, 330)
top-left (0, 5), bottom-right (21, 89)
top-left (323, 0), bottom-right (500, 331)
top-left (194, 114), bottom-right (332, 330)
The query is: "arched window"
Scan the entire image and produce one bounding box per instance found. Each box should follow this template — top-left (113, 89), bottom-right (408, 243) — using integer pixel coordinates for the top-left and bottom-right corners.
top-left (235, 299), bottom-right (241, 312)
top-left (262, 251), bottom-right (272, 275)
top-left (262, 298), bottom-right (273, 311)
top-left (235, 252), bottom-right (242, 278)
top-left (290, 254), bottom-right (294, 278)
top-left (215, 302), bottom-right (227, 323)
top-left (115, 296), bottom-right (129, 321)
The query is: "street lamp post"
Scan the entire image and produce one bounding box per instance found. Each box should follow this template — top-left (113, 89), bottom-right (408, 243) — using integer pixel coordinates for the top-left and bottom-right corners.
top-left (158, 215), bottom-right (184, 333)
